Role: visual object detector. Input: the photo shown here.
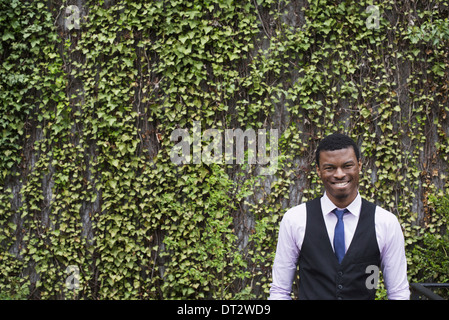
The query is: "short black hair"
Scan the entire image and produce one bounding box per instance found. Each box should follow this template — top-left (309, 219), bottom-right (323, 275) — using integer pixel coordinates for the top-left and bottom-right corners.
top-left (315, 133), bottom-right (360, 166)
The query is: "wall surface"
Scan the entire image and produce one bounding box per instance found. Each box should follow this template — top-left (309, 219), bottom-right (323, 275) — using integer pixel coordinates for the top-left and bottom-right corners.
top-left (1, 0), bottom-right (449, 299)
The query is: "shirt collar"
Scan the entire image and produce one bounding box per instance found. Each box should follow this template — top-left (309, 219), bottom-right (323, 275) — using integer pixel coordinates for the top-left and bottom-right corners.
top-left (321, 192), bottom-right (362, 217)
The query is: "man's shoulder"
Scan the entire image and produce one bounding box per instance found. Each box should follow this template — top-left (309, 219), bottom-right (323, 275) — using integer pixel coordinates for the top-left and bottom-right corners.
top-left (284, 202), bottom-right (306, 216)
top-left (370, 201), bottom-right (401, 226)
top-left (282, 202), bottom-right (307, 223)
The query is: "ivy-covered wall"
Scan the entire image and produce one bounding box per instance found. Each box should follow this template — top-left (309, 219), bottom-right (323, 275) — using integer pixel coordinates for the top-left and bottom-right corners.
top-left (1, 0), bottom-right (449, 299)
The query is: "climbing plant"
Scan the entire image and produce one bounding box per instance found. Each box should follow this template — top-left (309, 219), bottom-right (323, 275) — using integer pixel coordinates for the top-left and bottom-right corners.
top-left (1, 0), bottom-right (449, 299)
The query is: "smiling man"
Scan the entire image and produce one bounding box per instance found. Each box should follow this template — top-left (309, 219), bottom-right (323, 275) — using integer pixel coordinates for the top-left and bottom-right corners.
top-left (269, 133), bottom-right (410, 300)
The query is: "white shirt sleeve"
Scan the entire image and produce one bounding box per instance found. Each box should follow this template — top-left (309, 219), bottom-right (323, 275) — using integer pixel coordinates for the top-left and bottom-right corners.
top-left (375, 207), bottom-right (410, 300)
top-left (268, 204), bottom-right (306, 300)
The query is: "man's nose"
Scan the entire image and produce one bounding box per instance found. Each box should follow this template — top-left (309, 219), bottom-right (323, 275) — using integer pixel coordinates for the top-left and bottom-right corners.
top-left (334, 167), bottom-right (346, 179)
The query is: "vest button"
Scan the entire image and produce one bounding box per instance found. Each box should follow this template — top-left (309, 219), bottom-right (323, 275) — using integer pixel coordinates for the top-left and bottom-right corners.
top-left (337, 271), bottom-right (343, 276)
top-left (338, 284), bottom-right (343, 290)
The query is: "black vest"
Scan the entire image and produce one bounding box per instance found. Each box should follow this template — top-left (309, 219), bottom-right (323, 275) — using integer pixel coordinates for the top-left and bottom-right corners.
top-left (298, 197), bottom-right (380, 300)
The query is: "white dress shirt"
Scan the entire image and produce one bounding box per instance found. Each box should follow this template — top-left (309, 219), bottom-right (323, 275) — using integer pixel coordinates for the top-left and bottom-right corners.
top-left (269, 192), bottom-right (410, 300)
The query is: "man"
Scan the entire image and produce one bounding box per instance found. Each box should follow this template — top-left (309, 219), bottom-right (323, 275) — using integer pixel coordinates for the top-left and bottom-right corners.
top-left (269, 133), bottom-right (409, 300)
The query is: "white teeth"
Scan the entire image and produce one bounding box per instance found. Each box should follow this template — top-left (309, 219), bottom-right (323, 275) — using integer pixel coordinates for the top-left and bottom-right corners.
top-left (335, 182), bottom-right (349, 187)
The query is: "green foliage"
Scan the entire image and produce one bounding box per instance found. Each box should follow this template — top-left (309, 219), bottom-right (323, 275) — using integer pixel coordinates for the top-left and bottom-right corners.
top-left (409, 194), bottom-right (449, 298)
top-left (1, 0), bottom-right (449, 300)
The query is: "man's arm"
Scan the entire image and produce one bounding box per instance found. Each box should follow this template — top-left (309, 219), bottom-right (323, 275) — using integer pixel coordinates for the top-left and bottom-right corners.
top-left (269, 206), bottom-right (305, 300)
top-left (377, 208), bottom-right (410, 300)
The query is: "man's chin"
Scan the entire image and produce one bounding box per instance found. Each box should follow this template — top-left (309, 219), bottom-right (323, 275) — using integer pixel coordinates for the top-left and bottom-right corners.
top-left (328, 187), bottom-right (359, 204)
top-left (334, 192), bottom-right (349, 199)
top-left (327, 188), bottom-right (351, 200)
top-left (335, 192), bottom-right (350, 199)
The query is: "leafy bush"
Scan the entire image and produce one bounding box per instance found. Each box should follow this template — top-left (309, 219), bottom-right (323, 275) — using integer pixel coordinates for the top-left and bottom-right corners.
top-left (409, 194), bottom-right (449, 298)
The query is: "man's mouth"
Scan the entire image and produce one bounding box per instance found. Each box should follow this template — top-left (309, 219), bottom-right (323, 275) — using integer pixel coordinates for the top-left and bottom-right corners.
top-left (332, 181), bottom-right (350, 188)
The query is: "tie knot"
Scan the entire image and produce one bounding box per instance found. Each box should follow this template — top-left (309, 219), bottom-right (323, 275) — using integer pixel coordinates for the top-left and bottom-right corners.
top-left (333, 208), bottom-right (348, 219)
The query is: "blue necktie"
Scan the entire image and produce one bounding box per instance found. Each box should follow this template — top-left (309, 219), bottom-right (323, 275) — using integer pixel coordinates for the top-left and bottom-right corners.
top-left (333, 208), bottom-right (348, 264)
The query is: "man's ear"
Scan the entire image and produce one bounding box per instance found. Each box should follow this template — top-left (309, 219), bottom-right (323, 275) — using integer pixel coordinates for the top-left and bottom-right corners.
top-left (316, 164), bottom-right (321, 178)
top-left (358, 159), bottom-right (362, 173)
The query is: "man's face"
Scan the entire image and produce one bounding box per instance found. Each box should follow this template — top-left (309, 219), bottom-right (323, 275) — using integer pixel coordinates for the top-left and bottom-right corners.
top-left (316, 147), bottom-right (362, 208)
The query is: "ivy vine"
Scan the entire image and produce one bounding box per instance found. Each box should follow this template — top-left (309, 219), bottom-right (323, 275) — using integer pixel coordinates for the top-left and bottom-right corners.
top-left (1, 0), bottom-right (449, 299)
